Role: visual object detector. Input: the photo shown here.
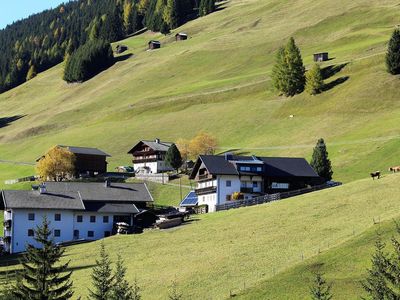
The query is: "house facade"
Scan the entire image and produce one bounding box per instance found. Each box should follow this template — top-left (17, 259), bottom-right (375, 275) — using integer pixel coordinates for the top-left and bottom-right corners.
top-left (189, 154), bottom-right (322, 213)
top-left (128, 138), bottom-right (174, 174)
top-left (1, 181), bottom-right (153, 254)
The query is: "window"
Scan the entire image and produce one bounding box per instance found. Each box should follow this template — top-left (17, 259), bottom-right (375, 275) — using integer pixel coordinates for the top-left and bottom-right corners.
top-left (28, 213), bottom-right (35, 221)
top-left (88, 231), bottom-right (94, 238)
top-left (90, 216), bottom-right (96, 223)
top-left (77, 215), bottom-right (83, 223)
top-left (73, 230), bottom-right (79, 239)
top-left (226, 180), bottom-right (231, 187)
top-left (104, 231), bottom-right (111, 237)
top-left (28, 229), bottom-right (34, 237)
top-left (257, 167), bottom-right (262, 172)
top-left (253, 181), bottom-right (258, 188)
top-left (55, 213), bottom-right (61, 221)
top-left (54, 229), bottom-right (61, 237)
top-left (103, 216), bottom-right (109, 223)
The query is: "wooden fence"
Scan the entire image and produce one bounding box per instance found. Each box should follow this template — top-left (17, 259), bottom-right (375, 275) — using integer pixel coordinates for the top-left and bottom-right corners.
top-left (215, 182), bottom-right (342, 212)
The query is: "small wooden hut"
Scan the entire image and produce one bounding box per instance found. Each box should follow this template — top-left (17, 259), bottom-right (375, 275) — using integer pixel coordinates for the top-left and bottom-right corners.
top-left (148, 40), bottom-right (161, 50)
top-left (175, 33), bottom-right (188, 41)
top-left (313, 52), bottom-right (329, 62)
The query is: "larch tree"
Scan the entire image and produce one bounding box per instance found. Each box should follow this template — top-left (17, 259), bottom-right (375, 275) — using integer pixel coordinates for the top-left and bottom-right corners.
top-left (310, 138), bottom-right (333, 181)
top-left (163, 0), bottom-right (179, 29)
top-left (188, 132), bottom-right (218, 158)
top-left (165, 144), bottom-right (183, 172)
top-left (26, 64), bottom-right (37, 81)
top-left (123, 0), bottom-right (134, 34)
top-left (386, 29), bottom-right (400, 75)
top-left (13, 216), bottom-right (74, 300)
top-left (36, 146), bottom-right (76, 181)
top-left (305, 63), bottom-right (324, 95)
top-left (309, 272), bottom-right (333, 300)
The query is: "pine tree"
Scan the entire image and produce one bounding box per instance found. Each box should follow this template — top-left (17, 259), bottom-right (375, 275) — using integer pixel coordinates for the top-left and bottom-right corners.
top-left (198, 0), bottom-right (214, 16)
top-left (123, 0), bottom-right (134, 34)
top-left (305, 63), bottom-right (324, 95)
top-left (386, 29), bottom-right (400, 75)
top-left (309, 272), bottom-right (333, 300)
top-left (271, 37), bottom-right (305, 97)
top-left (110, 254), bottom-right (137, 300)
top-left (100, 6), bottom-right (124, 42)
top-left (26, 64), bottom-right (37, 81)
top-left (383, 224), bottom-right (400, 299)
top-left (310, 138), bottom-right (333, 181)
top-left (165, 144), bottom-right (182, 172)
top-left (13, 216), bottom-right (74, 300)
top-left (163, 0), bottom-right (179, 29)
top-left (362, 234), bottom-right (390, 300)
top-left (88, 242), bottom-right (114, 300)
top-left (168, 280), bottom-right (182, 300)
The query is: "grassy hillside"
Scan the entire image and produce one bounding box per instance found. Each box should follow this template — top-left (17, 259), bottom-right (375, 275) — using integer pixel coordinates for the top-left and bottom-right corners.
top-left (0, 0), bottom-right (400, 183)
top-left (1, 174), bottom-right (400, 299)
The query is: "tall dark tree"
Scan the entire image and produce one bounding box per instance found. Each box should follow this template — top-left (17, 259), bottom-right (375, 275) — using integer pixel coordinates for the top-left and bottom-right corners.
top-left (199, 0), bottom-right (215, 16)
top-left (309, 272), bottom-right (333, 300)
top-left (13, 217), bottom-right (74, 300)
top-left (165, 144), bottom-right (183, 172)
top-left (100, 5), bottom-right (124, 42)
top-left (305, 63), bottom-right (324, 95)
top-left (362, 234), bottom-right (390, 300)
top-left (88, 242), bottom-right (114, 300)
top-left (111, 254), bottom-right (137, 300)
top-left (272, 37), bottom-right (305, 97)
top-left (386, 29), bottom-right (400, 75)
top-left (310, 138), bottom-right (333, 181)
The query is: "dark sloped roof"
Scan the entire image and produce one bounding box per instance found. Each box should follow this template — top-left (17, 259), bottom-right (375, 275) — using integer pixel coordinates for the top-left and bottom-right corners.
top-left (44, 182), bottom-right (153, 202)
top-left (2, 190), bottom-right (85, 210)
top-left (260, 157), bottom-right (319, 177)
top-left (84, 202), bottom-right (140, 214)
top-left (59, 145), bottom-right (111, 157)
top-left (128, 140), bottom-right (173, 154)
top-left (190, 155), bottom-right (238, 179)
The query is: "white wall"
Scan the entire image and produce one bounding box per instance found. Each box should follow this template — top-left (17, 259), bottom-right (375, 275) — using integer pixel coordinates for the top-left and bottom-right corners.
top-left (217, 175), bottom-right (241, 205)
top-left (73, 212), bottom-right (125, 240)
top-left (197, 193), bottom-right (217, 212)
top-left (134, 161), bottom-right (173, 174)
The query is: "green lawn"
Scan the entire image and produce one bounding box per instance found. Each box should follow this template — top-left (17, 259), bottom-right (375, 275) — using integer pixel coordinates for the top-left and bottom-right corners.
top-left (0, 0), bottom-right (399, 183)
top-left (1, 174), bottom-right (400, 299)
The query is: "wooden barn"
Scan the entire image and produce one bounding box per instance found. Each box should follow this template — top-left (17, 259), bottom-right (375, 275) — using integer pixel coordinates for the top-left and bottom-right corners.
top-left (313, 52), bottom-right (329, 62)
top-left (175, 33), bottom-right (188, 41)
top-left (148, 40), bottom-right (161, 50)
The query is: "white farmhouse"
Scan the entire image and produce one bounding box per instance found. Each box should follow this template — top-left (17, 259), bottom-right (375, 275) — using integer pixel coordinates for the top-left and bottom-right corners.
top-left (1, 181), bottom-right (153, 254)
top-left (128, 138), bottom-right (174, 174)
top-left (189, 154), bottom-right (322, 213)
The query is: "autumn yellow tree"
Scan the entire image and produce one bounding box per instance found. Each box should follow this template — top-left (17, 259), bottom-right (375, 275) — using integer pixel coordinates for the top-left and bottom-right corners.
top-left (36, 146), bottom-right (76, 181)
top-left (188, 132), bottom-right (218, 159)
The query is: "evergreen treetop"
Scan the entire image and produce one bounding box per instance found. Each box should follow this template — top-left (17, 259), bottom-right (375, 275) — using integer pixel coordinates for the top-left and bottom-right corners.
top-left (309, 272), bottom-right (333, 300)
top-left (386, 29), bottom-right (400, 75)
top-left (165, 144), bottom-right (183, 172)
top-left (110, 254), bottom-right (138, 300)
top-left (310, 138), bottom-right (333, 181)
top-left (305, 63), bottom-right (324, 95)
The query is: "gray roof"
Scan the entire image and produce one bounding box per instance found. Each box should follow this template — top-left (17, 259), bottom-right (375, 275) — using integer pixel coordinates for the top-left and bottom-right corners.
top-left (83, 202), bottom-right (140, 214)
top-left (2, 190), bottom-right (85, 210)
top-left (128, 140), bottom-right (173, 154)
top-left (44, 182), bottom-right (153, 202)
top-left (59, 145), bottom-right (111, 157)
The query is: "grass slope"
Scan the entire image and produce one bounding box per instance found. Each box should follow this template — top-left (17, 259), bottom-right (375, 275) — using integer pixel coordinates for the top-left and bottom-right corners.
top-left (1, 174), bottom-right (400, 299)
top-left (0, 0), bottom-right (400, 183)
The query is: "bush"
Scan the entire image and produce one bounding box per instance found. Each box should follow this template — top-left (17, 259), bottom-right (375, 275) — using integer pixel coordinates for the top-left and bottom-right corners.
top-left (63, 39), bottom-right (114, 83)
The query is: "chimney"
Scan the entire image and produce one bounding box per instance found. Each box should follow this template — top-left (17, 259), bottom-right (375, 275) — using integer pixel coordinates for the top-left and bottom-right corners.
top-left (39, 183), bottom-right (47, 194)
top-left (104, 178), bottom-right (111, 188)
top-left (155, 138), bottom-right (160, 144)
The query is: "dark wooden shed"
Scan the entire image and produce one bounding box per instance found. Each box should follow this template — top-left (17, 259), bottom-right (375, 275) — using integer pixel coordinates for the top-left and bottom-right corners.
top-left (313, 52), bottom-right (329, 62)
top-left (175, 33), bottom-right (188, 41)
top-left (148, 40), bottom-right (161, 50)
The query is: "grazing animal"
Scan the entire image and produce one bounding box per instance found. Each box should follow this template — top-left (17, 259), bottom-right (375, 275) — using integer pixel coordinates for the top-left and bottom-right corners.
top-left (389, 166), bottom-right (400, 173)
top-left (370, 171), bottom-right (381, 180)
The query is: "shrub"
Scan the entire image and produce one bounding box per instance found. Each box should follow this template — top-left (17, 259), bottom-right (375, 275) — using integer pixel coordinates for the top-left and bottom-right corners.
top-left (63, 39), bottom-right (113, 83)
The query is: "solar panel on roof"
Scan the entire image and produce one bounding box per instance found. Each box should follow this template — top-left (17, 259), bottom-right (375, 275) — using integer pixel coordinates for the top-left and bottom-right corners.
top-left (180, 191), bottom-right (198, 206)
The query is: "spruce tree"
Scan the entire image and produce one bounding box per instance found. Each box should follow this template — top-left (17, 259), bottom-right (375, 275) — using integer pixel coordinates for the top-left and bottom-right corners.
top-left (309, 272), bottom-right (333, 300)
top-left (111, 254), bottom-right (137, 300)
top-left (26, 65), bottom-right (37, 81)
top-left (305, 63), bottom-right (324, 95)
top-left (163, 0), bottom-right (179, 29)
top-left (310, 138), bottom-right (333, 181)
top-left (383, 224), bottom-right (400, 299)
top-left (88, 242), bottom-right (114, 300)
top-left (165, 144), bottom-right (182, 172)
top-left (362, 234), bottom-right (390, 300)
top-left (386, 29), bottom-right (400, 75)
top-left (271, 37), bottom-right (305, 97)
top-left (13, 216), bottom-right (74, 300)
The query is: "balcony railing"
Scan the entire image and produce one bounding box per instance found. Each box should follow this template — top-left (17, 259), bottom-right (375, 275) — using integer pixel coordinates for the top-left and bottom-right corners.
top-left (240, 187), bottom-right (254, 193)
top-left (3, 219), bottom-right (11, 229)
top-left (132, 158), bottom-right (159, 164)
top-left (195, 186), bottom-right (217, 195)
top-left (198, 174), bottom-right (214, 181)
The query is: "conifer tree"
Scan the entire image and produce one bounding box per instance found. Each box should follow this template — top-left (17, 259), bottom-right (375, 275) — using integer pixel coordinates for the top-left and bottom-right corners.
top-left (13, 216), bottom-right (74, 300)
top-left (362, 234), bottom-right (390, 300)
top-left (310, 138), bottom-right (333, 181)
top-left (88, 242), bottom-right (114, 300)
top-left (386, 29), bottom-right (400, 75)
top-left (163, 0), bottom-right (179, 29)
top-left (199, 0), bottom-right (214, 16)
top-left (26, 64), bottom-right (37, 81)
top-left (309, 272), bottom-right (333, 300)
top-left (165, 144), bottom-right (182, 172)
top-left (123, 0), bottom-right (134, 34)
top-left (110, 254), bottom-right (137, 300)
top-left (131, 278), bottom-right (142, 300)
top-left (271, 37), bottom-right (305, 97)
top-left (305, 63), bottom-right (324, 95)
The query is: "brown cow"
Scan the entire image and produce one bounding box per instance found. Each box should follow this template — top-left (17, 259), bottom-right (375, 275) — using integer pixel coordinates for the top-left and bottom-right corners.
top-left (389, 166), bottom-right (400, 173)
top-left (370, 171), bottom-right (381, 180)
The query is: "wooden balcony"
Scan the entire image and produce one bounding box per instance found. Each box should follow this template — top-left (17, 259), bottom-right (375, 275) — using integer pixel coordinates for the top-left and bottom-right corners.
top-left (198, 174), bottom-right (214, 181)
top-left (195, 186), bottom-right (217, 195)
top-left (132, 158), bottom-right (159, 164)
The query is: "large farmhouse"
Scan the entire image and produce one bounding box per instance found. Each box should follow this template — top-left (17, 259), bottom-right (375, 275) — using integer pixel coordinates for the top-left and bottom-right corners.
top-left (189, 154), bottom-right (322, 212)
top-left (128, 138), bottom-right (174, 174)
top-left (1, 181), bottom-right (153, 254)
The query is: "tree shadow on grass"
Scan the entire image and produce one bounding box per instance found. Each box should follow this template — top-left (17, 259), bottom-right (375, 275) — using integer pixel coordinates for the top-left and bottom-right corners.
top-left (114, 53), bottom-right (133, 63)
top-left (321, 63), bottom-right (348, 80)
top-left (0, 115), bottom-right (25, 129)
top-left (322, 76), bottom-right (350, 92)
